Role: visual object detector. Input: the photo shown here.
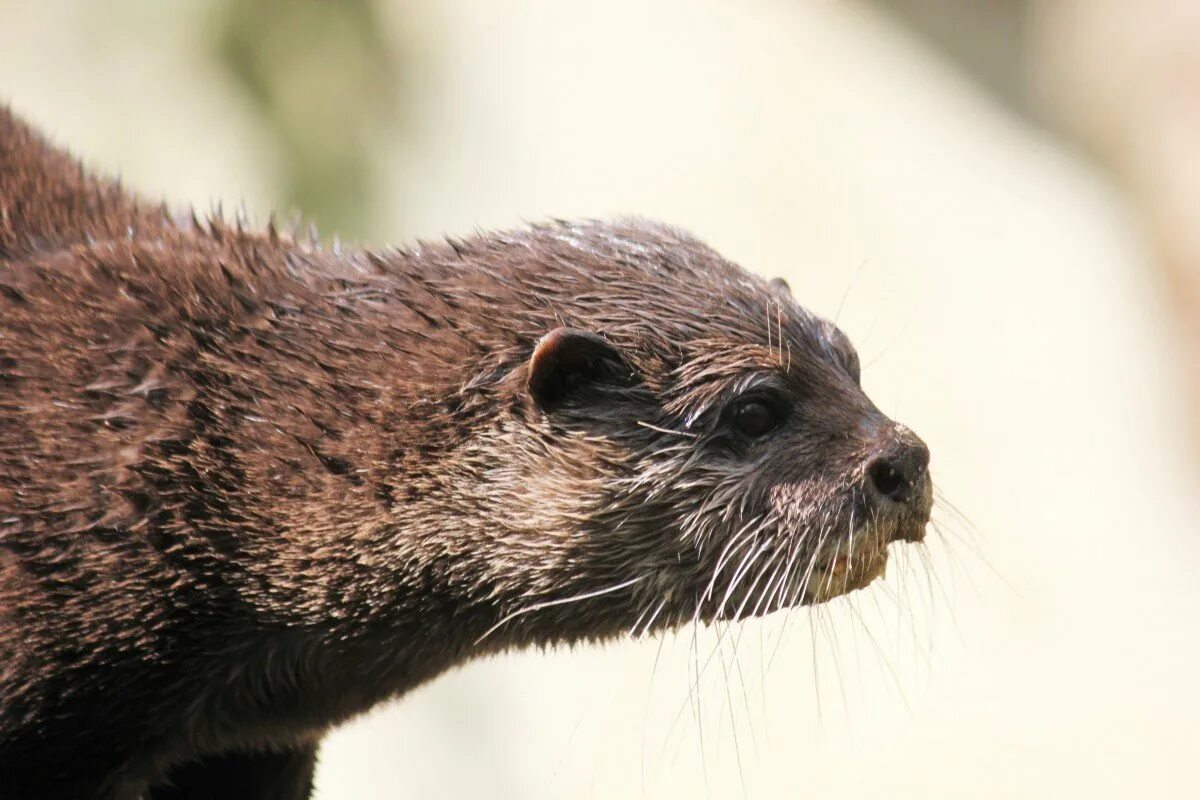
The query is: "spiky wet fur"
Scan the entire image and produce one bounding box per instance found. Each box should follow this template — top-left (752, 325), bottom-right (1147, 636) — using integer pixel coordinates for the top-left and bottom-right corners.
top-left (0, 106), bottom-right (930, 798)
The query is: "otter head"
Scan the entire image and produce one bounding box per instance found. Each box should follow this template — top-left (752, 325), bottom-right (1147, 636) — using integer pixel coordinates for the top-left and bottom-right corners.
top-left (457, 221), bottom-right (932, 646)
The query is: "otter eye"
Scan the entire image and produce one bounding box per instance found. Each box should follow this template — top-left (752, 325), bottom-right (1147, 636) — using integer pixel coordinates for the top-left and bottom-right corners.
top-left (731, 398), bottom-right (777, 438)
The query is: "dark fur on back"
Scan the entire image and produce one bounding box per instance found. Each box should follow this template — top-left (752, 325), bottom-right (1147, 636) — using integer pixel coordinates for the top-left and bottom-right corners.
top-left (0, 107), bottom-right (931, 798)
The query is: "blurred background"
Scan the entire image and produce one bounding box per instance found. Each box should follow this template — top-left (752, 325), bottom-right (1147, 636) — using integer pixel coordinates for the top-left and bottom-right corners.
top-left (3, 0), bottom-right (1200, 797)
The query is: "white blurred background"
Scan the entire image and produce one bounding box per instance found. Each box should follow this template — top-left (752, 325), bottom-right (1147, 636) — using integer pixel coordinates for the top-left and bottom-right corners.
top-left (3, 0), bottom-right (1199, 797)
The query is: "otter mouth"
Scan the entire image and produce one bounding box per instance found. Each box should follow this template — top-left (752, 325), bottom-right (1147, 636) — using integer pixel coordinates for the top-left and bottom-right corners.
top-left (806, 539), bottom-right (890, 603)
top-left (803, 514), bottom-right (928, 604)
top-left (697, 517), bottom-right (929, 623)
top-left (696, 495), bottom-right (932, 623)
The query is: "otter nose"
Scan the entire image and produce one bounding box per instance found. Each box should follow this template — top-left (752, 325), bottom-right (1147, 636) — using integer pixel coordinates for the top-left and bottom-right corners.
top-left (866, 430), bottom-right (930, 504)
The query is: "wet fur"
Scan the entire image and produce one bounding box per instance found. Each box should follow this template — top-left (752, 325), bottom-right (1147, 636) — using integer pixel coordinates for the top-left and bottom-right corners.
top-left (0, 107), bottom-right (928, 798)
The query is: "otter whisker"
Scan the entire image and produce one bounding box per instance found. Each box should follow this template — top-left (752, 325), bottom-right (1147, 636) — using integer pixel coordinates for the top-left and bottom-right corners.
top-left (815, 536), bottom-right (846, 601)
top-left (749, 545), bottom-right (792, 620)
top-left (764, 519), bottom-right (835, 674)
top-left (814, 598), bottom-right (852, 721)
top-left (930, 488), bottom-right (1001, 587)
top-left (932, 486), bottom-right (978, 537)
top-left (733, 545), bottom-right (784, 622)
top-left (688, 619), bottom-right (712, 794)
top-left (633, 596), bottom-right (670, 639)
top-left (687, 521), bottom-right (766, 733)
top-left (843, 507), bottom-right (858, 577)
top-left (715, 621), bottom-right (754, 798)
top-left (697, 517), bottom-right (763, 611)
top-left (906, 546), bottom-right (939, 675)
top-left (776, 303), bottom-right (784, 367)
top-left (658, 616), bottom-right (701, 767)
top-left (665, 621), bottom-right (747, 775)
top-left (843, 596), bottom-right (914, 716)
top-left (744, 544), bottom-right (785, 619)
top-left (474, 575), bottom-right (647, 646)
top-left (766, 535), bottom-right (807, 615)
top-left (871, 577), bottom-right (931, 677)
top-left (628, 597), bottom-right (659, 639)
top-left (716, 539), bottom-right (772, 619)
top-left (931, 505), bottom-right (986, 567)
top-left (930, 508), bottom-right (1007, 591)
top-left (640, 627), bottom-right (671, 792)
top-left (635, 420), bottom-right (698, 439)
top-left (807, 608), bottom-right (825, 723)
top-left (914, 529), bottom-right (968, 641)
top-left (787, 529), bottom-right (834, 625)
top-left (912, 540), bottom-right (939, 626)
top-left (765, 305), bottom-right (773, 356)
top-left (724, 621), bottom-right (760, 748)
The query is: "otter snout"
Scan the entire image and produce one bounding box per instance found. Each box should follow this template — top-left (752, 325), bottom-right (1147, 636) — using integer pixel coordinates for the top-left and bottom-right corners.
top-left (865, 425), bottom-right (932, 542)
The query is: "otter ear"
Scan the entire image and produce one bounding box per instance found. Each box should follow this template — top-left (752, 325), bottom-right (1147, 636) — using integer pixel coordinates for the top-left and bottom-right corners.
top-left (768, 276), bottom-right (792, 299)
top-left (527, 327), bottom-right (628, 409)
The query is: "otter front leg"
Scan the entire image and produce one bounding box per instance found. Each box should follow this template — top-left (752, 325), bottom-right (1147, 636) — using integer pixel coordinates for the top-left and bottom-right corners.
top-left (149, 745), bottom-right (318, 800)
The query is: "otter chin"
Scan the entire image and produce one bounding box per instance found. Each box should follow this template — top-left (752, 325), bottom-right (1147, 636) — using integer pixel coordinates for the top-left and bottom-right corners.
top-left (0, 106), bottom-right (933, 799)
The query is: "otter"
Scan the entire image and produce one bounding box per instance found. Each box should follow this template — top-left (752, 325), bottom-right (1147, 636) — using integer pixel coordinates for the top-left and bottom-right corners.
top-left (0, 106), bottom-right (933, 799)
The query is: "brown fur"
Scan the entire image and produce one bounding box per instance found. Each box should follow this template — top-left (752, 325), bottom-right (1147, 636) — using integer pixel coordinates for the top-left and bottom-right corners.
top-left (0, 106), bottom-right (932, 798)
